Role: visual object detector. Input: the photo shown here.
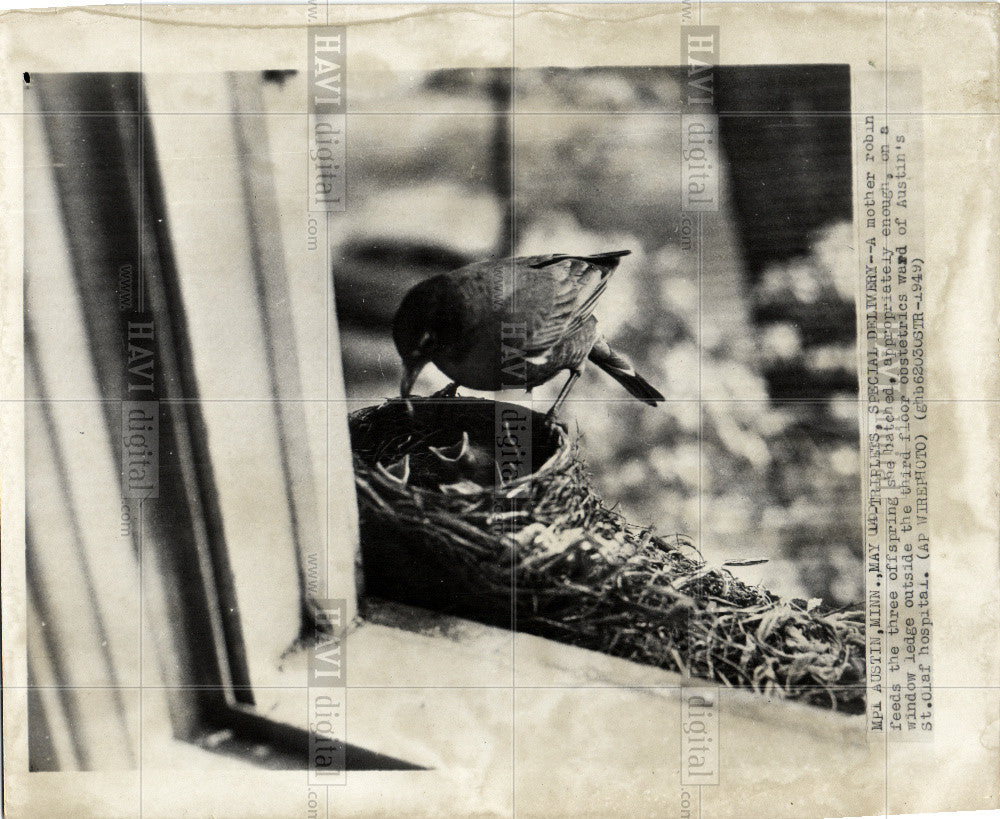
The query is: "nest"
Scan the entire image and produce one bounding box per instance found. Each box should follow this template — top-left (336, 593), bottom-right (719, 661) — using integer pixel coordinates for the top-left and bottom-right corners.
top-left (350, 397), bottom-right (865, 713)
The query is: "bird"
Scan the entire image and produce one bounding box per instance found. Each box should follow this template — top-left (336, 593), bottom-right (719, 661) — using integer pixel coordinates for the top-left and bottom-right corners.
top-left (392, 250), bottom-right (665, 418)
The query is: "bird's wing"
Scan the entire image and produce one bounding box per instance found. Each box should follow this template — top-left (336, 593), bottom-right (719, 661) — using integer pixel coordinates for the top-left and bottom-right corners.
top-left (517, 252), bottom-right (628, 354)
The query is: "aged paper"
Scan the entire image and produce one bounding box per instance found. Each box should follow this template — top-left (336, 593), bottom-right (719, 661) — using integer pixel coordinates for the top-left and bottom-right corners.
top-left (1, 3), bottom-right (998, 817)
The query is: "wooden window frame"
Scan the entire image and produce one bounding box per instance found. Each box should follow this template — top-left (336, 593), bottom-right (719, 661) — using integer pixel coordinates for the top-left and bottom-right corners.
top-left (31, 71), bottom-right (417, 771)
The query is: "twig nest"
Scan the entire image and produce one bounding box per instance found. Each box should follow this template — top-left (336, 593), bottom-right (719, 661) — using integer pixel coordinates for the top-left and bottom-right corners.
top-left (350, 397), bottom-right (568, 495)
top-left (349, 397), bottom-right (865, 713)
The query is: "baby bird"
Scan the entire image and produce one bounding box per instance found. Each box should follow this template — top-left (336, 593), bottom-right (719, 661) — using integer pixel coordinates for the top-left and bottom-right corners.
top-left (392, 250), bottom-right (664, 417)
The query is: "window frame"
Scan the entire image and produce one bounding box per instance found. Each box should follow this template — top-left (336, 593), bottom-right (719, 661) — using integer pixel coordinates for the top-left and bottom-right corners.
top-left (30, 71), bottom-right (418, 772)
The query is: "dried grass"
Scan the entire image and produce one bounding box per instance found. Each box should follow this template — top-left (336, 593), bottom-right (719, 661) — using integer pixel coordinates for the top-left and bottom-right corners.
top-left (350, 398), bottom-right (865, 713)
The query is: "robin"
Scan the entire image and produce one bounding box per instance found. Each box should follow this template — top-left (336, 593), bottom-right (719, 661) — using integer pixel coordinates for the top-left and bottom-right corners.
top-left (392, 250), bottom-right (664, 417)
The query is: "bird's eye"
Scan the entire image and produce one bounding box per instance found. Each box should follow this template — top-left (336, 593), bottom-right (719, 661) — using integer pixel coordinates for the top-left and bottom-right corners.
top-left (418, 330), bottom-right (435, 349)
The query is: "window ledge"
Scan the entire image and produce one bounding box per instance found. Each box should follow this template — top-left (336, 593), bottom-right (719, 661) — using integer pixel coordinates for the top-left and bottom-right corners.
top-left (259, 598), bottom-right (866, 771)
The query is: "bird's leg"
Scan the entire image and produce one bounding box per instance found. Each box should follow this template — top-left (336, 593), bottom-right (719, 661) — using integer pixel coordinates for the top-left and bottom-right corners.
top-left (546, 369), bottom-right (581, 422)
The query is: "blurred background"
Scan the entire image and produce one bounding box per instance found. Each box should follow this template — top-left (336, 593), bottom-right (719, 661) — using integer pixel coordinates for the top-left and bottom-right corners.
top-left (332, 65), bottom-right (860, 606)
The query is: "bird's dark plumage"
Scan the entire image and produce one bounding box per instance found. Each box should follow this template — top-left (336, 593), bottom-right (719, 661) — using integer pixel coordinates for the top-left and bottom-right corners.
top-left (393, 250), bottom-right (665, 412)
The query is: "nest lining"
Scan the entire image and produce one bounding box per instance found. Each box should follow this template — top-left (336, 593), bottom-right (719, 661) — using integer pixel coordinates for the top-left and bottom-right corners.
top-left (350, 398), bottom-right (865, 713)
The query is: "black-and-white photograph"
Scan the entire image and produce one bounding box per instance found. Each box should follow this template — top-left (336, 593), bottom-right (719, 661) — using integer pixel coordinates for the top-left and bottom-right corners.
top-left (23, 59), bottom-right (863, 770)
top-left (338, 63), bottom-right (865, 705)
top-left (5, 4), bottom-right (997, 818)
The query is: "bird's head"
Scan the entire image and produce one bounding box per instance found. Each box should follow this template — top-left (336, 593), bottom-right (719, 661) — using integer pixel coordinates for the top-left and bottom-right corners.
top-left (392, 279), bottom-right (445, 397)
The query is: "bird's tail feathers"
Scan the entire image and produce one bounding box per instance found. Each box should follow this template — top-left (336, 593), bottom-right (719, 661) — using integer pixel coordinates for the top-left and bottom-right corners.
top-left (588, 341), bottom-right (665, 407)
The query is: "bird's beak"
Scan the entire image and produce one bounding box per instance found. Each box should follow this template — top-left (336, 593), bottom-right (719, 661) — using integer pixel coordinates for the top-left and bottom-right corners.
top-left (400, 359), bottom-right (427, 397)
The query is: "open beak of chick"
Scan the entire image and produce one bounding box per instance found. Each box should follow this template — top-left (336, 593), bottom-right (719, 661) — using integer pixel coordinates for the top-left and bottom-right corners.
top-left (429, 431), bottom-right (496, 487)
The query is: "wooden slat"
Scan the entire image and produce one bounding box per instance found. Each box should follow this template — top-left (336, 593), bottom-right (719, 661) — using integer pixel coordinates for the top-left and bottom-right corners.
top-left (34, 73), bottom-right (251, 734)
